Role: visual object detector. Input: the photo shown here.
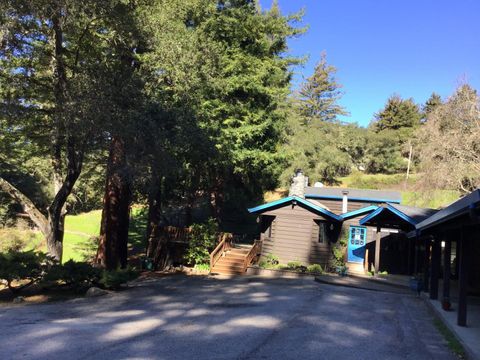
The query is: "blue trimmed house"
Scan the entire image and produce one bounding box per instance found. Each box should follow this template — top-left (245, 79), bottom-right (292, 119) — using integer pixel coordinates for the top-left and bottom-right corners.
top-left (247, 170), bottom-right (422, 274)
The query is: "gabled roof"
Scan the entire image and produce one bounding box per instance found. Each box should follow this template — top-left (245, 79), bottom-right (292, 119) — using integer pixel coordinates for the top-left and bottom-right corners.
top-left (415, 189), bottom-right (480, 233)
top-left (248, 196), bottom-right (343, 222)
top-left (305, 187), bottom-right (401, 204)
top-left (359, 203), bottom-right (438, 229)
top-left (341, 205), bottom-right (378, 220)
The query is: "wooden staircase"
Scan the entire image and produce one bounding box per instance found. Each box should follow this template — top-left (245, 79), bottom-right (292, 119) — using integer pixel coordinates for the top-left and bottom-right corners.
top-left (210, 237), bottom-right (262, 275)
top-left (211, 247), bottom-right (251, 275)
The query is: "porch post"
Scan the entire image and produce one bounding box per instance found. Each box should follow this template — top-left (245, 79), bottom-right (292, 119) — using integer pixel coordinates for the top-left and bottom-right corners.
top-left (457, 228), bottom-right (468, 326)
top-left (430, 237), bottom-right (441, 300)
top-left (423, 237), bottom-right (431, 292)
top-left (414, 235), bottom-right (420, 274)
top-left (407, 236), bottom-right (412, 275)
top-left (364, 248), bottom-right (369, 272)
top-left (374, 226), bottom-right (381, 276)
top-left (442, 235), bottom-right (451, 308)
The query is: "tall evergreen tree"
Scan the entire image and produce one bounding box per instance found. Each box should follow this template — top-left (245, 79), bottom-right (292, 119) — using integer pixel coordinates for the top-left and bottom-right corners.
top-left (423, 92), bottom-right (443, 118)
top-left (372, 95), bottom-right (422, 133)
top-left (281, 53), bottom-right (352, 185)
top-left (298, 52), bottom-right (347, 122)
top-left (194, 0), bottom-right (303, 225)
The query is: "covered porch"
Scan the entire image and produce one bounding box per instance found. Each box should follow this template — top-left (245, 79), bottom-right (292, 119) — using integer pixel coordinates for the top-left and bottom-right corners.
top-left (409, 189), bottom-right (480, 327)
top-left (359, 203), bottom-right (438, 276)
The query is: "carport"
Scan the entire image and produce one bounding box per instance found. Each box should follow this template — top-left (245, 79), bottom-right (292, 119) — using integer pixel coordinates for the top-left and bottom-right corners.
top-left (359, 203), bottom-right (437, 276)
top-left (409, 189), bottom-right (480, 327)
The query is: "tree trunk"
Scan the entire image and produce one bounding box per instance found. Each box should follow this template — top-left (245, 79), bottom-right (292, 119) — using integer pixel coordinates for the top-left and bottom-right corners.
top-left (0, 177), bottom-right (48, 235)
top-left (146, 178), bottom-right (163, 257)
top-left (96, 136), bottom-right (131, 270)
top-left (210, 182), bottom-right (224, 223)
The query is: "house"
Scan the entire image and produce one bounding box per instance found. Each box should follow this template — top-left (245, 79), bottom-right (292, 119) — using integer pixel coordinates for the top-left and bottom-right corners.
top-left (248, 170), bottom-right (403, 273)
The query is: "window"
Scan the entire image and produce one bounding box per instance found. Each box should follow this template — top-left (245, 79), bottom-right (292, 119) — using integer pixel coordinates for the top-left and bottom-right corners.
top-left (318, 222), bottom-right (327, 244)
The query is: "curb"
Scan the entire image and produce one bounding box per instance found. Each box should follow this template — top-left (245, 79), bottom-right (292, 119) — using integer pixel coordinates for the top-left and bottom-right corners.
top-left (421, 293), bottom-right (476, 360)
top-left (314, 276), bottom-right (412, 294)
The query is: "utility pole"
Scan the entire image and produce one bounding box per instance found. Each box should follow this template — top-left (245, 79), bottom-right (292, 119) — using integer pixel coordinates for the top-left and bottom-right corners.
top-left (405, 142), bottom-right (413, 189)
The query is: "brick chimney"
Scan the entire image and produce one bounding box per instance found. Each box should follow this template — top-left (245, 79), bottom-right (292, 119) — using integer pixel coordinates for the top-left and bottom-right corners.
top-left (289, 169), bottom-right (307, 198)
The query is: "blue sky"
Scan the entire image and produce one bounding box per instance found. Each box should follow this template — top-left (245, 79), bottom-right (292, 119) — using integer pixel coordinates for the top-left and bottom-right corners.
top-left (259, 0), bottom-right (480, 126)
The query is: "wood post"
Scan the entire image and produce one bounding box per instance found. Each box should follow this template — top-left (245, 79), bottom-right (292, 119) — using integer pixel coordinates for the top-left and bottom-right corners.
top-left (457, 228), bottom-right (468, 327)
top-left (423, 238), bottom-right (431, 292)
top-left (442, 237), bottom-right (451, 306)
top-left (414, 236), bottom-right (419, 275)
top-left (407, 236), bottom-right (413, 275)
top-left (430, 238), bottom-right (441, 300)
top-left (374, 226), bottom-right (381, 276)
top-left (364, 248), bottom-right (369, 272)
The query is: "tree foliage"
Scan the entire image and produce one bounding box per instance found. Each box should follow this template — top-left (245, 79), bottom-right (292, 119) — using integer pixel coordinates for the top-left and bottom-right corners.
top-left (417, 84), bottom-right (480, 193)
top-left (298, 52), bottom-right (347, 122)
top-left (372, 95), bottom-right (422, 134)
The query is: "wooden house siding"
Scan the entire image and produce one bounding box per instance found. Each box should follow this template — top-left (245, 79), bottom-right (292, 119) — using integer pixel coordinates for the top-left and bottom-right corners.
top-left (315, 199), bottom-right (374, 214)
top-left (260, 205), bottom-right (333, 267)
top-left (257, 198), bottom-right (381, 268)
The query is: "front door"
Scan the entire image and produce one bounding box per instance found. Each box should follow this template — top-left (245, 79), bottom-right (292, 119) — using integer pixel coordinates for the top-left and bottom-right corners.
top-left (348, 226), bottom-right (367, 263)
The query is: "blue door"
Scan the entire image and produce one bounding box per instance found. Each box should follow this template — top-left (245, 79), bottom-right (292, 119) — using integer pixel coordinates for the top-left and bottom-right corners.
top-left (347, 226), bottom-right (367, 263)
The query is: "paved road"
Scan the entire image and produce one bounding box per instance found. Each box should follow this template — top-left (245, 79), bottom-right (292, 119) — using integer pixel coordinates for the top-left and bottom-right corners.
top-left (1, 275), bottom-right (456, 360)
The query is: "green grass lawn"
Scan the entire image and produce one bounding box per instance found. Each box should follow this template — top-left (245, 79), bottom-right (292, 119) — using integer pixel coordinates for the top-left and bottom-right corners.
top-left (62, 210), bottom-right (102, 262)
top-left (6, 208), bottom-right (148, 263)
top-left (62, 207), bottom-right (147, 262)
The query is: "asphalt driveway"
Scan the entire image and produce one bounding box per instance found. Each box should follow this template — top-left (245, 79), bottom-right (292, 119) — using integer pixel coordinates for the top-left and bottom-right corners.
top-left (1, 275), bottom-right (456, 360)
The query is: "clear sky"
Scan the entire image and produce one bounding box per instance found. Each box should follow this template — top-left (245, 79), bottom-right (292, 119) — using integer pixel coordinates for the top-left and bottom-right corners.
top-left (259, 0), bottom-right (480, 126)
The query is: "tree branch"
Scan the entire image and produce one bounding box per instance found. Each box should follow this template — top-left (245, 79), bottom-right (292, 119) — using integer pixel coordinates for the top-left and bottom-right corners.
top-left (0, 176), bottom-right (48, 235)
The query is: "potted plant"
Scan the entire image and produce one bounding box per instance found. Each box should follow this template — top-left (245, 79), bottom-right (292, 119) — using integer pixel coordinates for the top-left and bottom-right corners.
top-left (442, 298), bottom-right (451, 311)
top-left (409, 275), bottom-right (423, 295)
top-left (336, 265), bottom-right (348, 277)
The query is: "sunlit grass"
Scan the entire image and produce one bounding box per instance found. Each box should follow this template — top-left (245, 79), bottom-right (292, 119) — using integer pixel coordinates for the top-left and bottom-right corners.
top-left (16, 207), bottom-right (147, 263)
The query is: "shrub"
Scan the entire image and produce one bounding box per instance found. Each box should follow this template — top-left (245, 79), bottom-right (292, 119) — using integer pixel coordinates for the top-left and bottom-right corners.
top-left (258, 254), bottom-right (279, 269)
top-left (286, 261), bottom-right (301, 269)
top-left (100, 267), bottom-right (139, 290)
top-left (283, 261), bottom-right (307, 272)
top-left (77, 236), bottom-right (100, 262)
top-left (332, 230), bottom-right (348, 268)
top-left (307, 264), bottom-right (323, 274)
top-left (0, 250), bottom-right (49, 293)
top-left (44, 260), bottom-right (101, 292)
top-left (193, 263), bottom-right (210, 272)
top-left (0, 228), bottom-right (36, 252)
top-left (185, 218), bottom-right (218, 266)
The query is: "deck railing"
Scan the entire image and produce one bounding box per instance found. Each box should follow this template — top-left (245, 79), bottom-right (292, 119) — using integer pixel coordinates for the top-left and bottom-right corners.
top-left (209, 233), bottom-right (233, 270)
top-left (243, 240), bottom-right (262, 271)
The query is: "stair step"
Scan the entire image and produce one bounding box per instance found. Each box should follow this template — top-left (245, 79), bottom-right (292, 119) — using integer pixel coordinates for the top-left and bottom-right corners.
top-left (212, 265), bottom-right (245, 273)
top-left (225, 251), bottom-right (248, 257)
top-left (211, 270), bottom-right (244, 275)
top-left (213, 262), bottom-right (245, 269)
top-left (217, 258), bottom-right (245, 264)
top-left (229, 248), bottom-right (251, 254)
top-left (346, 262), bottom-right (366, 275)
